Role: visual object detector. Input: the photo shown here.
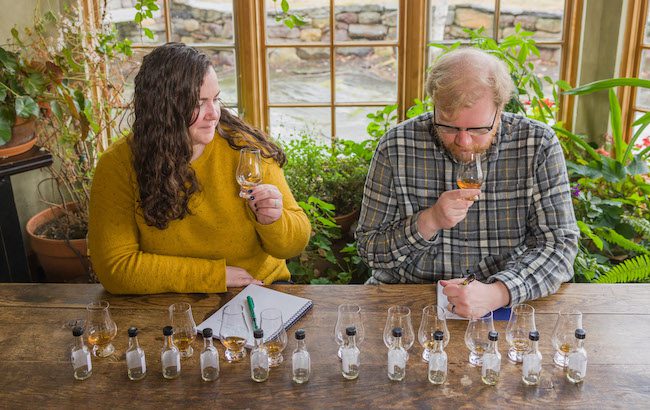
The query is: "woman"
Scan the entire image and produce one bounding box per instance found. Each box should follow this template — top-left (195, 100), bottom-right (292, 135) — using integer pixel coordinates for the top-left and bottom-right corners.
top-left (88, 43), bottom-right (311, 294)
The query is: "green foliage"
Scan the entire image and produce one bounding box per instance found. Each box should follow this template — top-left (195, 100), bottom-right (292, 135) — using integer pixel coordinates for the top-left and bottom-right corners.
top-left (622, 215), bottom-right (650, 241)
top-left (271, 0), bottom-right (307, 29)
top-left (366, 103), bottom-right (398, 139)
top-left (593, 255), bottom-right (650, 283)
top-left (134, 0), bottom-right (159, 40)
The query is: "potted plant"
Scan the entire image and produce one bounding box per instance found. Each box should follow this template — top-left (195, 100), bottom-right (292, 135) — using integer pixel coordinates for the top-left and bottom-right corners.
top-left (11, 7), bottom-right (132, 281)
top-left (0, 45), bottom-right (47, 157)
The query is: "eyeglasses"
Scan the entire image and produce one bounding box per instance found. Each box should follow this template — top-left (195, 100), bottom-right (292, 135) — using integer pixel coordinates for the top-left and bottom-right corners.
top-left (433, 107), bottom-right (498, 137)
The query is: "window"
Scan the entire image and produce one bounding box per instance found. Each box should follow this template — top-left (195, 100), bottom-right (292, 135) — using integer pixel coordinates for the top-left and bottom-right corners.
top-left (107, 0), bottom-right (239, 108)
top-left (427, 0), bottom-right (581, 126)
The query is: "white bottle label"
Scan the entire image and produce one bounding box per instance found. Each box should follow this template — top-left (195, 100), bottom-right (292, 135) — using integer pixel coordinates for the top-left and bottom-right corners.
top-left (201, 350), bottom-right (218, 370)
top-left (522, 354), bottom-right (540, 376)
top-left (568, 352), bottom-right (587, 375)
top-left (251, 350), bottom-right (269, 370)
top-left (388, 349), bottom-right (406, 371)
top-left (292, 352), bottom-right (310, 372)
top-left (429, 353), bottom-right (447, 372)
top-left (72, 349), bottom-right (92, 371)
top-left (342, 349), bottom-right (357, 372)
top-left (127, 350), bottom-right (146, 373)
top-left (482, 353), bottom-right (500, 373)
top-left (162, 350), bottom-right (181, 370)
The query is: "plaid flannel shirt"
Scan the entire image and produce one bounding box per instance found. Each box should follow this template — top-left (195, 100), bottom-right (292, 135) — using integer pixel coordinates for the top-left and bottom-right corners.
top-left (356, 111), bottom-right (579, 306)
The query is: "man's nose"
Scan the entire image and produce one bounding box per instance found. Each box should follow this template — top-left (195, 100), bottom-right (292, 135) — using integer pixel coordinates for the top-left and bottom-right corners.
top-left (455, 129), bottom-right (473, 146)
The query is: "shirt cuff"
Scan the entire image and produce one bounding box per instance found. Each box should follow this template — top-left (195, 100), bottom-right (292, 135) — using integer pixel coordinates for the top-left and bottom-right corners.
top-left (406, 211), bottom-right (439, 250)
top-left (486, 269), bottom-right (523, 307)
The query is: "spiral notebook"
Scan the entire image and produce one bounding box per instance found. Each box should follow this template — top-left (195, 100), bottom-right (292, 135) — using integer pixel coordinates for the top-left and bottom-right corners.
top-left (197, 284), bottom-right (313, 349)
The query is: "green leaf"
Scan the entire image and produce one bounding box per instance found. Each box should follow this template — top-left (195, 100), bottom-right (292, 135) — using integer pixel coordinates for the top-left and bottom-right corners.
top-left (608, 88), bottom-right (625, 162)
top-left (577, 221), bottom-right (604, 251)
top-left (15, 96), bottom-right (39, 118)
top-left (594, 254), bottom-right (650, 283)
top-left (23, 73), bottom-right (47, 96)
top-left (553, 125), bottom-right (601, 161)
top-left (143, 27), bottom-right (154, 39)
top-left (284, 17), bottom-right (295, 29)
top-left (0, 87), bottom-right (6, 102)
top-left (564, 78), bottom-right (650, 95)
top-left (0, 47), bottom-right (17, 72)
top-left (281, 0), bottom-right (290, 13)
top-left (0, 114), bottom-right (11, 144)
top-left (134, 12), bottom-right (143, 23)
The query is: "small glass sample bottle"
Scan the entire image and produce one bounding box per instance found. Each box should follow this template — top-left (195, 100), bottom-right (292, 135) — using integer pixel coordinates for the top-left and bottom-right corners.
top-left (341, 326), bottom-right (360, 380)
top-left (126, 326), bottom-right (146, 381)
top-left (250, 328), bottom-right (269, 382)
top-left (292, 329), bottom-right (311, 384)
top-left (428, 330), bottom-right (447, 385)
top-left (387, 327), bottom-right (407, 381)
top-left (161, 325), bottom-right (181, 379)
top-left (71, 326), bottom-right (92, 380)
top-left (522, 330), bottom-right (542, 386)
top-left (200, 328), bottom-right (219, 381)
top-left (566, 328), bottom-right (587, 384)
top-left (481, 330), bottom-right (501, 386)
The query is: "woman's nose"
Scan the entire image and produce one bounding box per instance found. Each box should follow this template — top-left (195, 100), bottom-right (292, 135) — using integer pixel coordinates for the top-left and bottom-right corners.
top-left (204, 102), bottom-right (220, 119)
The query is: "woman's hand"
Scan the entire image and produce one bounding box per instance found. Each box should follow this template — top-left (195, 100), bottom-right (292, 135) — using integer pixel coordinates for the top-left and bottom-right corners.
top-left (247, 184), bottom-right (283, 225)
top-left (226, 266), bottom-right (263, 287)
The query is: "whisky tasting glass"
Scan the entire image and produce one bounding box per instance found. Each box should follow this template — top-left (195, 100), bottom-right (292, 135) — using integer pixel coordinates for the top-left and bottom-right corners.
top-left (505, 303), bottom-right (536, 363)
top-left (260, 308), bottom-right (287, 367)
top-left (464, 307), bottom-right (494, 367)
top-left (383, 306), bottom-right (415, 358)
top-left (418, 304), bottom-right (449, 362)
top-left (169, 302), bottom-right (197, 358)
top-left (457, 152), bottom-right (483, 200)
top-left (334, 304), bottom-right (365, 359)
top-left (85, 300), bottom-right (118, 357)
top-left (236, 148), bottom-right (262, 198)
top-left (551, 309), bottom-right (583, 367)
top-left (219, 304), bottom-right (250, 362)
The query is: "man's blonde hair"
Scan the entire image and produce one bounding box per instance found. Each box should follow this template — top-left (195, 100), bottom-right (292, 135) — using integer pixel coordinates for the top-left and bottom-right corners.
top-left (425, 48), bottom-right (514, 118)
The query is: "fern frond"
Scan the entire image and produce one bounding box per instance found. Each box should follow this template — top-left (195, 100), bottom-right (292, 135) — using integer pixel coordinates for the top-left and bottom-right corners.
top-left (594, 254), bottom-right (650, 283)
top-left (596, 227), bottom-right (650, 255)
top-left (622, 215), bottom-right (650, 241)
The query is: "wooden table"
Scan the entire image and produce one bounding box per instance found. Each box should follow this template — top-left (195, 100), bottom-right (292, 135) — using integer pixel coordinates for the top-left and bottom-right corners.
top-left (1, 283), bottom-right (648, 408)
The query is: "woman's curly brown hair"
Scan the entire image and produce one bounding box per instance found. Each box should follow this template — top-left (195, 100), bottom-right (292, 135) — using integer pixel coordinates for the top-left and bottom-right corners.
top-left (131, 43), bottom-right (285, 229)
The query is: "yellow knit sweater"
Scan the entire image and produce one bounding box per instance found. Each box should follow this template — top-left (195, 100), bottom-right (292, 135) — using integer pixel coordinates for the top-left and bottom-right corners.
top-left (88, 135), bottom-right (311, 294)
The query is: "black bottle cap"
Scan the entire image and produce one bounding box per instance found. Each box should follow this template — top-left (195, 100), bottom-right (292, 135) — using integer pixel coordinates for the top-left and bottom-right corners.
top-left (433, 330), bottom-right (444, 341)
top-left (128, 327), bottom-right (138, 337)
top-left (528, 330), bottom-right (539, 341)
top-left (575, 328), bottom-right (586, 339)
top-left (254, 328), bottom-right (264, 339)
top-left (72, 326), bottom-right (84, 337)
top-left (346, 326), bottom-right (356, 336)
top-left (202, 328), bottom-right (213, 338)
top-left (488, 331), bottom-right (498, 341)
top-left (392, 327), bottom-right (402, 337)
top-left (163, 326), bottom-right (174, 336)
top-left (295, 329), bottom-right (305, 340)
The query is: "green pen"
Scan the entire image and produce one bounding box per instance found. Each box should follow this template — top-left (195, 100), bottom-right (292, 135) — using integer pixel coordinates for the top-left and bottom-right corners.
top-left (246, 296), bottom-right (258, 330)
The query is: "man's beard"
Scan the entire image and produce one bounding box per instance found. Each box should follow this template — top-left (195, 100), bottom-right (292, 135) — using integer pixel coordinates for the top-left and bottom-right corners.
top-left (434, 130), bottom-right (497, 163)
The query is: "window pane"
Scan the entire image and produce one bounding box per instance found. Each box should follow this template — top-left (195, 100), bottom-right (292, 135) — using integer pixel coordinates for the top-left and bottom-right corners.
top-left (429, 0), bottom-right (494, 42)
top-left (266, 0), bottom-right (330, 44)
top-left (632, 112), bottom-right (650, 153)
top-left (637, 50), bottom-right (650, 110)
top-left (114, 48), bottom-right (150, 104)
top-left (527, 45), bottom-right (561, 97)
top-left (336, 107), bottom-right (379, 141)
top-left (171, 0), bottom-right (234, 45)
top-left (499, 0), bottom-right (564, 41)
top-left (204, 49), bottom-right (238, 105)
top-left (335, 46), bottom-right (397, 103)
top-left (267, 47), bottom-right (331, 103)
top-left (334, 0), bottom-right (398, 43)
top-left (108, 0), bottom-right (166, 44)
top-left (270, 108), bottom-right (331, 143)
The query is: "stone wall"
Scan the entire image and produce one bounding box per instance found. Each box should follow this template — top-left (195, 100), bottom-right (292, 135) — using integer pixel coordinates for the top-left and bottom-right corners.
top-left (110, 2), bottom-right (562, 65)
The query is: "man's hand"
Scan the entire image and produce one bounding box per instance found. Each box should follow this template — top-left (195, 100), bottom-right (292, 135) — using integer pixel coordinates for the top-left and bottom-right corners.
top-left (417, 189), bottom-right (481, 239)
top-left (439, 278), bottom-right (510, 318)
top-left (226, 266), bottom-right (264, 287)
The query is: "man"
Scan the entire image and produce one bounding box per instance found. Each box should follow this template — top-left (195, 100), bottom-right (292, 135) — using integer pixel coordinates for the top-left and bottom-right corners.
top-left (356, 48), bottom-right (579, 317)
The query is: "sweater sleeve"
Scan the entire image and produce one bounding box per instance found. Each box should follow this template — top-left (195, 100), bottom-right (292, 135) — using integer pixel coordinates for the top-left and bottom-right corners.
top-left (88, 147), bottom-right (227, 294)
top-left (249, 161), bottom-right (311, 259)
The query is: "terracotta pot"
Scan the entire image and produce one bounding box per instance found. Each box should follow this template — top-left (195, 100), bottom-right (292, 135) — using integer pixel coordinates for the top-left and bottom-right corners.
top-left (334, 209), bottom-right (360, 237)
top-left (0, 117), bottom-right (37, 158)
top-left (26, 205), bottom-right (89, 282)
